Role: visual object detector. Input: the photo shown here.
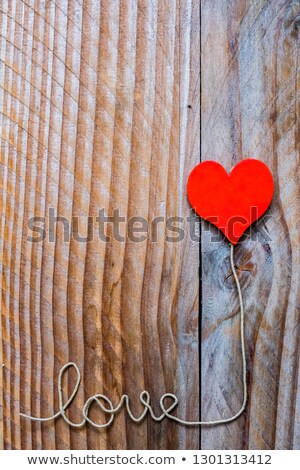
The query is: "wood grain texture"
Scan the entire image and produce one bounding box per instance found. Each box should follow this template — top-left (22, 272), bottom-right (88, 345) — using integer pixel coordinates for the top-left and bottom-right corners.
top-left (0, 0), bottom-right (200, 450)
top-left (3, 0), bottom-right (300, 453)
top-left (201, 0), bottom-right (300, 450)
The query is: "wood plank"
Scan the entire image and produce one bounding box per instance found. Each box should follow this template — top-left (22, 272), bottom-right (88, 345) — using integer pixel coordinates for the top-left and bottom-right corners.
top-left (177, 0), bottom-right (200, 450)
top-left (0, 0), bottom-right (200, 450)
top-left (201, 0), bottom-right (300, 450)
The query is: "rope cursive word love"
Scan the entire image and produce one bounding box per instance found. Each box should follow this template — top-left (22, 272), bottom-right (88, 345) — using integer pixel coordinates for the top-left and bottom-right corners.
top-left (20, 244), bottom-right (247, 428)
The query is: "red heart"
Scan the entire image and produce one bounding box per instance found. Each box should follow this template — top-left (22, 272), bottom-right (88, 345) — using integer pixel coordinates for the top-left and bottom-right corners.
top-left (187, 159), bottom-right (274, 245)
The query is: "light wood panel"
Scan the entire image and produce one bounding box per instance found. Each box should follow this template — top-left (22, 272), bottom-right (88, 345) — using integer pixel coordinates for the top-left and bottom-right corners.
top-left (201, 0), bottom-right (300, 450)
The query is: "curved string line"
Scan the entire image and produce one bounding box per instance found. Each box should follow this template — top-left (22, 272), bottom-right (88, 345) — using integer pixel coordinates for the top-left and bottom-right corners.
top-left (160, 242), bottom-right (247, 426)
top-left (20, 243), bottom-right (247, 427)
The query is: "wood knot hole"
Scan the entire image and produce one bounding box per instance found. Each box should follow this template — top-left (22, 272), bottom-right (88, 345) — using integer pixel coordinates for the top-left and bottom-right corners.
top-left (291, 14), bottom-right (300, 38)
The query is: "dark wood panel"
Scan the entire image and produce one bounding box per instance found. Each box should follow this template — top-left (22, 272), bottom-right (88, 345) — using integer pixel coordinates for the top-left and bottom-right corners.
top-left (201, 0), bottom-right (300, 450)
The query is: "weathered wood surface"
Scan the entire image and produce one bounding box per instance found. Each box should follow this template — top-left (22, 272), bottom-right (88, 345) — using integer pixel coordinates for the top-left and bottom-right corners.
top-left (0, 0), bottom-right (200, 450)
top-left (1, 0), bottom-right (300, 452)
top-left (201, 0), bottom-right (300, 450)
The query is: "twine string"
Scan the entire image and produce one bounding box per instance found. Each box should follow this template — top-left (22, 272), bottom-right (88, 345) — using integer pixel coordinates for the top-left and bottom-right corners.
top-left (20, 243), bottom-right (247, 428)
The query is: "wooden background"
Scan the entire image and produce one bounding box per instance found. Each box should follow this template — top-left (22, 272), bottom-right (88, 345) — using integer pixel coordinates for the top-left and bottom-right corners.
top-left (0, 0), bottom-right (299, 451)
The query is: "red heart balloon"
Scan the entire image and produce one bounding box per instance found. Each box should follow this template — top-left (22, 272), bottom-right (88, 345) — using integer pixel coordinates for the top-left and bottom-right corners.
top-left (187, 159), bottom-right (274, 245)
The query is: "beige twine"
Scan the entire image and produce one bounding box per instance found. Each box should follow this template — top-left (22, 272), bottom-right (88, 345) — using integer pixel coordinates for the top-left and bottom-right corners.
top-left (20, 243), bottom-right (247, 427)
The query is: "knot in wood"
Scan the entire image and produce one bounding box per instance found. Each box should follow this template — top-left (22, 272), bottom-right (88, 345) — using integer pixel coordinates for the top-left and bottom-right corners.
top-left (224, 252), bottom-right (254, 289)
top-left (293, 15), bottom-right (300, 37)
top-left (284, 11), bottom-right (300, 39)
